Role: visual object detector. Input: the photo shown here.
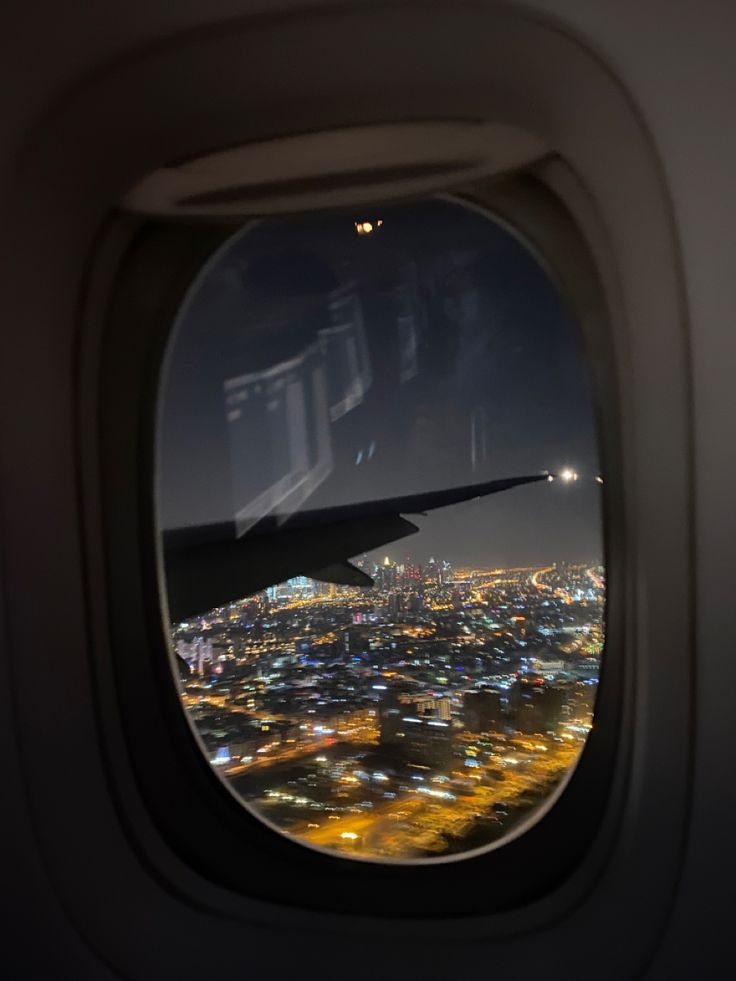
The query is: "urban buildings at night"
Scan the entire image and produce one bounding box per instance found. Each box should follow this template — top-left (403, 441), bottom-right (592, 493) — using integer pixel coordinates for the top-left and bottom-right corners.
top-left (172, 559), bottom-right (603, 860)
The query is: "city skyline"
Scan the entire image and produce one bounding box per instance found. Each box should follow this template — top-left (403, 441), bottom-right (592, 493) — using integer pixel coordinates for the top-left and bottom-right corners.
top-left (172, 558), bottom-right (603, 861)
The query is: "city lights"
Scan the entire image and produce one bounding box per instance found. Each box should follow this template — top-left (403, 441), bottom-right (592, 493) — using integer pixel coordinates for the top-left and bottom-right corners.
top-left (173, 559), bottom-right (603, 862)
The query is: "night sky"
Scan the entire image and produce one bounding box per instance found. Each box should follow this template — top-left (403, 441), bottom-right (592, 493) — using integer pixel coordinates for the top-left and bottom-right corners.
top-left (158, 199), bottom-right (602, 570)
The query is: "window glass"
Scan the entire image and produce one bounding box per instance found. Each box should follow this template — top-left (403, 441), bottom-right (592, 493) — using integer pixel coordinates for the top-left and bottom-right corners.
top-left (158, 199), bottom-right (604, 863)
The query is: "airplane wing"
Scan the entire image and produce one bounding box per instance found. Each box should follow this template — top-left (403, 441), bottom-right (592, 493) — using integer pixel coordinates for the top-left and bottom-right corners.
top-left (162, 473), bottom-right (550, 622)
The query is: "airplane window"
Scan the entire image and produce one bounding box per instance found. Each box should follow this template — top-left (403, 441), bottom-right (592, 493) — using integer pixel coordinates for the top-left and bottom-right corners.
top-left (158, 199), bottom-right (604, 863)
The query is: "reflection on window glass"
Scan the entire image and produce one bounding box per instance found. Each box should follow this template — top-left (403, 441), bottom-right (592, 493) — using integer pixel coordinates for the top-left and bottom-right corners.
top-left (158, 199), bottom-right (605, 863)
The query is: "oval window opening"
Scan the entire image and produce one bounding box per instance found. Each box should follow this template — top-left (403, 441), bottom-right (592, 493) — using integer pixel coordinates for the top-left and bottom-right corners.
top-left (158, 198), bottom-right (604, 863)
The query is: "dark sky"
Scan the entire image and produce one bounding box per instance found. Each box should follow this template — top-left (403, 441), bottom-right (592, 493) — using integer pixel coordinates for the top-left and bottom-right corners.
top-left (158, 199), bottom-right (602, 569)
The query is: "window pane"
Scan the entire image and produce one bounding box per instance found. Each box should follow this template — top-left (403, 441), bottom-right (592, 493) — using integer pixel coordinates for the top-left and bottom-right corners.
top-left (158, 199), bottom-right (604, 863)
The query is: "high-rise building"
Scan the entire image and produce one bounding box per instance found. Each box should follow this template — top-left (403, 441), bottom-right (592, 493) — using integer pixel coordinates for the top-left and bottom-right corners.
top-left (175, 635), bottom-right (214, 676)
top-left (387, 592), bottom-right (402, 617)
top-left (402, 717), bottom-right (454, 771)
top-left (378, 689), bottom-right (455, 770)
top-left (413, 694), bottom-right (452, 720)
top-left (464, 689), bottom-right (504, 733)
top-left (377, 557), bottom-right (396, 590)
top-left (288, 575), bottom-right (316, 598)
top-left (510, 678), bottom-right (568, 734)
top-left (379, 688), bottom-right (404, 745)
top-left (343, 626), bottom-right (368, 656)
top-left (408, 592), bottom-right (424, 612)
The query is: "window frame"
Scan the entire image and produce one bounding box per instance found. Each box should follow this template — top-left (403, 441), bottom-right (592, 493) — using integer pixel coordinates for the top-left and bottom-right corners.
top-left (0, 2), bottom-right (693, 971)
top-left (93, 174), bottom-right (626, 917)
